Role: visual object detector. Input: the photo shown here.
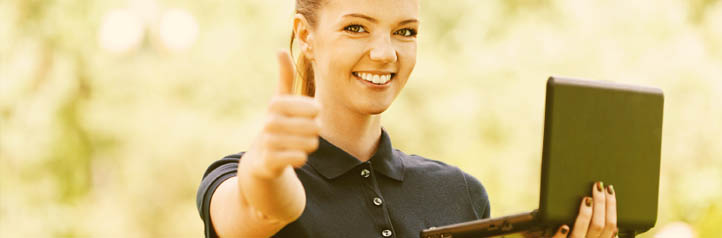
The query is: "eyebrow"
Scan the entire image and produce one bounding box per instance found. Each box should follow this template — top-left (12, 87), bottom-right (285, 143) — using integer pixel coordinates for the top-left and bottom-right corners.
top-left (342, 13), bottom-right (418, 25)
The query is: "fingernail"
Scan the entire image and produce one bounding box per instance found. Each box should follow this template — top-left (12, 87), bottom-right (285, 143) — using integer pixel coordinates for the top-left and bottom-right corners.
top-left (607, 185), bottom-right (615, 195)
top-left (561, 226), bottom-right (569, 235)
top-left (585, 197), bottom-right (593, 207)
top-left (596, 181), bottom-right (604, 192)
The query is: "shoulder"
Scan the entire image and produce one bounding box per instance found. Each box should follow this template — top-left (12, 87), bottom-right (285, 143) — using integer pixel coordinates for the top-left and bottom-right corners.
top-left (196, 152), bottom-right (245, 238)
top-left (394, 149), bottom-right (461, 176)
top-left (393, 149), bottom-right (476, 187)
top-left (394, 149), bottom-right (485, 188)
top-left (394, 149), bottom-right (491, 218)
top-left (201, 152), bottom-right (244, 179)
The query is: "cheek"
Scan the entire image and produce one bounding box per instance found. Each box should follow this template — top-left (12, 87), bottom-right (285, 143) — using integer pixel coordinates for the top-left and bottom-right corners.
top-left (338, 42), bottom-right (368, 68)
top-left (318, 39), bottom-right (366, 76)
top-left (398, 44), bottom-right (417, 74)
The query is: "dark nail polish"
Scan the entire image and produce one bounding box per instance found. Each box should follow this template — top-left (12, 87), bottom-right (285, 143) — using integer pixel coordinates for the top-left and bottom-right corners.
top-left (597, 181), bottom-right (604, 192)
top-left (607, 185), bottom-right (615, 195)
top-left (561, 226), bottom-right (569, 235)
top-left (585, 197), bottom-right (593, 207)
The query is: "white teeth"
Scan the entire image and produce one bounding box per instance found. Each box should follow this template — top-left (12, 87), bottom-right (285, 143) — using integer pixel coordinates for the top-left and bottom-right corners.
top-left (354, 72), bottom-right (392, 85)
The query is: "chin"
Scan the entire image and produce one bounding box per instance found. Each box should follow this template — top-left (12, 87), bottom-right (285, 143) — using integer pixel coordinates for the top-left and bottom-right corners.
top-left (358, 101), bottom-right (392, 115)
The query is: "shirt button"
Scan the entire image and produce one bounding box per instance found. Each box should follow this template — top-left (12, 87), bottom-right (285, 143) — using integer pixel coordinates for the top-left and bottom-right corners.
top-left (360, 169), bottom-right (371, 178)
top-left (373, 197), bottom-right (383, 206)
top-left (381, 229), bottom-right (392, 237)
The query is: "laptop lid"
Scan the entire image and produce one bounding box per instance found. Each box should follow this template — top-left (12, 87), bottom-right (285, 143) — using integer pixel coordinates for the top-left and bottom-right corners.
top-left (538, 77), bottom-right (664, 234)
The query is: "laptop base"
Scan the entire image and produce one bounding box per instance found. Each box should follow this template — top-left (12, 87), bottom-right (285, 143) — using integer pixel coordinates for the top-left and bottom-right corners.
top-left (420, 210), bottom-right (555, 238)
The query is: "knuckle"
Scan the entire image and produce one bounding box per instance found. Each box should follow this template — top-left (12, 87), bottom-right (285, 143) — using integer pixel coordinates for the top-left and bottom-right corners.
top-left (300, 105), bottom-right (318, 116)
top-left (308, 137), bottom-right (319, 150)
top-left (300, 138), bottom-right (315, 152)
top-left (310, 120), bottom-right (321, 132)
top-left (606, 219), bottom-right (617, 228)
top-left (288, 152), bottom-right (307, 166)
top-left (581, 206), bottom-right (593, 216)
top-left (578, 212), bottom-right (592, 222)
top-left (589, 220), bottom-right (604, 232)
top-left (307, 125), bottom-right (320, 135)
top-left (263, 134), bottom-right (280, 148)
top-left (309, 102), bottom-right (321, 113)
top-left (607, 194), bottom-right (617, 203)
top-left (298, 153), bottom-right (309, 162)
top-left (268, 97), bottom-right (284, 110)
top-left (300, 119), bottom-right (320, 135)
top-left (264, 115), bottom-right (282, 131)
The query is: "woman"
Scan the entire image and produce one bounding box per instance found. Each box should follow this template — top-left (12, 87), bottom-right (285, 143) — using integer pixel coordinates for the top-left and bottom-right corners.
top-left (196, 0), bottom-right (619, 237)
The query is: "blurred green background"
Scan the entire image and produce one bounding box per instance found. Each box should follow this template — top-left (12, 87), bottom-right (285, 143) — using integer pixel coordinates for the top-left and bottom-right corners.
top-left (1, 0), bottom-right (721, 237)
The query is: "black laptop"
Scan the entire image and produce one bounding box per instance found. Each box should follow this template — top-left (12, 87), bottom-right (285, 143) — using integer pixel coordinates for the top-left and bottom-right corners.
top-left (420, 76), bottom-right (664, 238)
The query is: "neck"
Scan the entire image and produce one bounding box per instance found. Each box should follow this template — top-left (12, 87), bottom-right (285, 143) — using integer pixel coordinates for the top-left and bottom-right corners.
top-left (317, 101), bottom-right (382, 162)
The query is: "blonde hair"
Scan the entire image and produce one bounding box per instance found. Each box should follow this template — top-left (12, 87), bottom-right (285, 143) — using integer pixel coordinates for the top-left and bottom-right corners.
top-left (290, 0), bottom-right (325, 97)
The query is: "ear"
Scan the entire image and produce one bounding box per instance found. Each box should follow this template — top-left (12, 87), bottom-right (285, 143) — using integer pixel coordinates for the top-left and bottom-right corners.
top-left (293, 14), bottom-right (315, 61)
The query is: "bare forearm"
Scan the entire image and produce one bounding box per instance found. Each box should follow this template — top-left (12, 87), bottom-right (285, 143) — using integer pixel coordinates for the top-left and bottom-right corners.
top-left (209, 161), bottom-right (305, 238)
top-left (210, 178), bottom-right (278, 237)
top-left (238, 156), bottom-right (307, 222)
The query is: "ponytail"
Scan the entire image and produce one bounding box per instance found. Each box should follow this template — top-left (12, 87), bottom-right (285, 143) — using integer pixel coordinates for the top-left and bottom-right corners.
top-left (290, 31), bottom-right (315, 97)
top-left (291, 0), bottom-right (323, 97)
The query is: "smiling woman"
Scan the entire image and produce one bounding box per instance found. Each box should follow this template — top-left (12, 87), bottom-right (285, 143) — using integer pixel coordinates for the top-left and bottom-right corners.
top-left (293, 0), bottom-right (419, 117)
top-left (194, 0), bottom-right (613, 238)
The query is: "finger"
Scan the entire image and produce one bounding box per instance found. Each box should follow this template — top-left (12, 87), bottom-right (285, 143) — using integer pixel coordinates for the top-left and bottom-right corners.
top-left (551, 225), bottom-right (570, 238)
top-left (599, 185), bottom-right (618, 238)
top-left (570, 197), bottom-right (593, 238)
top-left (587, 182), bottom-right (607, 238)
top-left (276, 50), bottom-right (296, 95)
top-left (262, 133), bottom-right (319, 153)
top-left (269, 96), bottom-right (320, 118)
top-left (264, 115), bottom-right (321, 136)
top-left (269, 150), bottom-right (308, 169)
top-left (259, 150), bottom-right (307, 177)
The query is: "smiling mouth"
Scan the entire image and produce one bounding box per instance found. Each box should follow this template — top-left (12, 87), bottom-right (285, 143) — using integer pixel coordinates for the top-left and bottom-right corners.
top-left (352, 72), bottom-right (395, 85)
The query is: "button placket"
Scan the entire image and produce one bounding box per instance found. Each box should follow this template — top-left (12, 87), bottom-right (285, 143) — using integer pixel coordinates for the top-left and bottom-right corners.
top-left (359, 161), bottom-right (396, 238)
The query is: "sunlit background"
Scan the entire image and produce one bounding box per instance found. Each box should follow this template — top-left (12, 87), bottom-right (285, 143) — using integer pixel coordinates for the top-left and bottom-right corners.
top-left (1, 0), bottom-right (721, 237)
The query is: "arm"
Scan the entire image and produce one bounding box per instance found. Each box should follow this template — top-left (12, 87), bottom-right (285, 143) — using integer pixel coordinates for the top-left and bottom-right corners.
top-left (207, 51), bottom-right (320, 238)
top-left (209, 165), bottom-right (305, 237)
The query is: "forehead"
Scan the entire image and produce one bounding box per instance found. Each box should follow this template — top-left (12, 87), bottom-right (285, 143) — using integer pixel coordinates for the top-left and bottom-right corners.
top-left (320, 0), bottom-right (419, 22)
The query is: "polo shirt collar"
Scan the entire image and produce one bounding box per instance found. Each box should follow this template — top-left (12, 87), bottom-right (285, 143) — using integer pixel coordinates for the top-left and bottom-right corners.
top-left (307, 128), bottom-right (405, 181)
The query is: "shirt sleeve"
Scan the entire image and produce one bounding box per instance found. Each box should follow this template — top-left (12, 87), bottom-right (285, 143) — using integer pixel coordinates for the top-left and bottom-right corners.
top-left (463, 172), bottom-right (491, 219)
top-left (196, 152), bottom-right (244, 238)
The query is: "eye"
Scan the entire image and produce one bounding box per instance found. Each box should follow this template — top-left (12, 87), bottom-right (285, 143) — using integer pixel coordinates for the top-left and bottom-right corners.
top-left (344, 24), bottom-right (367, 33)
top-left (394, 28), bottom-right (417, 37)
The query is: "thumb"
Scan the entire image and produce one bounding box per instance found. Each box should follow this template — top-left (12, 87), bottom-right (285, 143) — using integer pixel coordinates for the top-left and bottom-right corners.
top-left (276, 50), bottom-right (295, 95)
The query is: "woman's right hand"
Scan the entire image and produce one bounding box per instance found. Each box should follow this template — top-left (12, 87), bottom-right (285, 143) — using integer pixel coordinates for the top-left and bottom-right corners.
top-left (244, 50), bottom-right (321, 180)
top-left (210, 51), bottom-right (319, 237)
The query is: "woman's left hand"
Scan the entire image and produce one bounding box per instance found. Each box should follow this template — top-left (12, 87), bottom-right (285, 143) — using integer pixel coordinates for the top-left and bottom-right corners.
top-left (551, 181), bottom-right (618, 238)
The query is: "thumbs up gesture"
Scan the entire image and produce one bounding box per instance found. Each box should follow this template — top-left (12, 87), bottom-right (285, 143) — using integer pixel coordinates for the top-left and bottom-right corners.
top-left (245, 50), bottom-right (321, 179)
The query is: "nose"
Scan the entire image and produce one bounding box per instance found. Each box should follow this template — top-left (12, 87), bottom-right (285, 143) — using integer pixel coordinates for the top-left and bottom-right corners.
top-left (369, 34), bottom-right (397, 63)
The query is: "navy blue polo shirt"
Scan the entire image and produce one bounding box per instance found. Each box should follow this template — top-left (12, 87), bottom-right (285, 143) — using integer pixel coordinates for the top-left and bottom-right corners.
top-left (196, 129), bottom-right (491, 238)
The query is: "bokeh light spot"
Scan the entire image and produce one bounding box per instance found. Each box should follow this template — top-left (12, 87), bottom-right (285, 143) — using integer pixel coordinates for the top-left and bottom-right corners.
top-left (158, 9), bottom-right (199, 52)
top-left (98, 9), bottom-right (144, 53)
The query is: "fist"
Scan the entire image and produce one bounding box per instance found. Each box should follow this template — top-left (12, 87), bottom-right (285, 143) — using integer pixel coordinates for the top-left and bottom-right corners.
top-left (246, 50), bottom-right (321, 179)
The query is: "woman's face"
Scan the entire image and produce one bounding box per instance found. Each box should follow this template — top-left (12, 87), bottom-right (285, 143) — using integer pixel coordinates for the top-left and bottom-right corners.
top-left (307, 0), bottom-right (419, 115)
